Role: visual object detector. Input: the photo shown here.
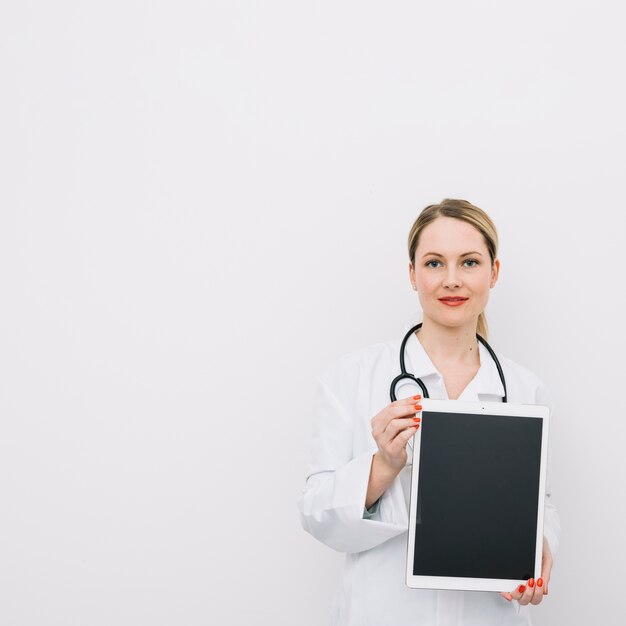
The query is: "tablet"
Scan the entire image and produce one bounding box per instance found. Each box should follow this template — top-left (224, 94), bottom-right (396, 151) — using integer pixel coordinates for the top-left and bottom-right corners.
top-left (406, 399), bottom-right (550, 592)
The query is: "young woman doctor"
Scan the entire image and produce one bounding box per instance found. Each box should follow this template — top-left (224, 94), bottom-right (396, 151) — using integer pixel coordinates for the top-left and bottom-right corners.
top-left (298, 199), bottom-right (560, 626)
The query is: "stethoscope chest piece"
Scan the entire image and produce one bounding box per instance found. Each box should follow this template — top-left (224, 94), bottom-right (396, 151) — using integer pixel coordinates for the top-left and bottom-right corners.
top-left (390, 372), bottom-right (429, 402)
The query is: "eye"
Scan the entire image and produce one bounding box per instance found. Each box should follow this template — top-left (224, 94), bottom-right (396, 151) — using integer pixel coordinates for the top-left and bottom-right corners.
top-left (425, 259), bottom-right (442, 268)
top-left (463, 258), bottom-right (480, 268)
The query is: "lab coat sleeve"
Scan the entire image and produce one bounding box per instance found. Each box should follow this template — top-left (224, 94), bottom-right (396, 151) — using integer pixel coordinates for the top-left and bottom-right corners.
top-left (536, 382), bottom-right (561, 559)
top-left (298, 377), bottom-right (407, 553)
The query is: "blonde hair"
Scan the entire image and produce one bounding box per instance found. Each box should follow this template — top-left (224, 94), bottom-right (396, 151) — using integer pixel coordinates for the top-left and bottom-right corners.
top-left (408, 198), bottom-right (499, 339)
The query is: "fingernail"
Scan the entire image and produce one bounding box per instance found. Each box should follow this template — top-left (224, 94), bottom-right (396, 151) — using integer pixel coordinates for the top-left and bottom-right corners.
top-left (537, 578), bottom-right (543, 588)
top-left (414, 404), bottom-right (422, 410)
top-left (518, 585), bottom-right (526, 593)
top-left (412, 395), bottom-right (421, 400)
top-left (413, 417), bottom-right (421, 423)
top-left (528, 578), bottom-right (534, 588)
top-left (414, 424), bottom-right (420, 429)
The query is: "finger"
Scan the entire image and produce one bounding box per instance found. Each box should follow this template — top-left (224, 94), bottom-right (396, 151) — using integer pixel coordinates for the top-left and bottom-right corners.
top-left (372, 399), bottom-right (420, 428)
top-left (383, 415), bottom-right (421, 440)
top-left (500, 591), bottom-right (513, 602)
top-left (372, 401), bottom-right (422, 436)
top-left (535, 575), bottom-right (547, 599)
top-left (527, 539), bottom-right (553, 605)
top-left (377, 425), bottom-right (419, 463)
top-left (519, 578), bottom-right (543, 606)
top-left (389, 399), bottom-right (422, 419)
top-left (539, 537), bottom-right (553, 596)
top-left (386, 395), bottom-right (423, 411)
top-left (379, 419), bottom-right (420, 456)
top-left (390, 423), bottom-right (419, 449)
top-left (393, 394), bottom-right (422, 406)
top-left (509, 582), bottom-right (526, 602)
top-left (529, 578), bottom-right (543, 605)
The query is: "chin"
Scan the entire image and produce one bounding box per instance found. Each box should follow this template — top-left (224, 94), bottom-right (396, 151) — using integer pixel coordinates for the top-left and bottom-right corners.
top-left (426, 312), bottom-right (477, 329)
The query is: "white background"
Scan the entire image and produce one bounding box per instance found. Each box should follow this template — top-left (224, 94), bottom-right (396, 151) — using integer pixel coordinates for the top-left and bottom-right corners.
top-left (1, 2), bottom-right (625, 625)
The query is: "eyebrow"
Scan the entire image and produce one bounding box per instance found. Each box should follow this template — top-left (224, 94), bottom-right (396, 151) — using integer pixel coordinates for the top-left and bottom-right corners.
top-left (421, 251), bottom-right (484, 259)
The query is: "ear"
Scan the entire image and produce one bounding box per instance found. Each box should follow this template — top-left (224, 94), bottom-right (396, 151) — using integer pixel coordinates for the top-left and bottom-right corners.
top-left (490, 258), bottom-right (500, 288)
top-left (408, 261), bottom-right (417, 291)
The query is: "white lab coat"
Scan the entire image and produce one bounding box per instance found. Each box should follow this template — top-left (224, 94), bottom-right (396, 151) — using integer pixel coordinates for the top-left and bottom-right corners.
top-left (298, 332), bottom-right (560, 626)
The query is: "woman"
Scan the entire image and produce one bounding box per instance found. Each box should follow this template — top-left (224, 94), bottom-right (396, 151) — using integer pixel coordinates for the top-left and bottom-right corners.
top-left (298, 199), bottom-right (560, 626)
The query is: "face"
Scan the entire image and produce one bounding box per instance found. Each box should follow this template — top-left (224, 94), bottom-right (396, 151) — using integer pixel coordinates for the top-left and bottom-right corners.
top-left (409, 216), bottom-right (500, 331)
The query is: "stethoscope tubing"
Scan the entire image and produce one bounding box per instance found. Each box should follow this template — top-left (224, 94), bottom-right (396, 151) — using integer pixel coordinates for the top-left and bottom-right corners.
top-left (390, 323), bottom-right (508, 403)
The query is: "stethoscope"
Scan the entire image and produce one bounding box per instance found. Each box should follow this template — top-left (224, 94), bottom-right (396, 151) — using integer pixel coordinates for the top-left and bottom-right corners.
top-left (389, 323), bottom-right (508, 403)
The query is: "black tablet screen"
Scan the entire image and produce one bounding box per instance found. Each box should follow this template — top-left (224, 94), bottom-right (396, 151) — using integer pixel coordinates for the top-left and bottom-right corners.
top-left (413, 411), bottom-right (543, 580)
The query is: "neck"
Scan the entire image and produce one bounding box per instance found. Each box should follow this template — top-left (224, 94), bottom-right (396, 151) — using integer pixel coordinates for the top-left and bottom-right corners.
top-left (416, 318), bottom-right (480, 365)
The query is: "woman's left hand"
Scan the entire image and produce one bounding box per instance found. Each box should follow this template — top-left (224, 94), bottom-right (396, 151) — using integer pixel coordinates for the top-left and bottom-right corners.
top-left (500, 537), bottom-right (553, 605)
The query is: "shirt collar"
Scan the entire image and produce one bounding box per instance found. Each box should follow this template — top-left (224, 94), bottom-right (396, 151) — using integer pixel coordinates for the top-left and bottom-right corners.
top-left (403, 330), bottom-right (506, 399)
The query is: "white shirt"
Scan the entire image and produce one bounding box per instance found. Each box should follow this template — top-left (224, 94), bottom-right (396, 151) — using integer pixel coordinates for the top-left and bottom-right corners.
top-left (298, 332), bottom-right (560, 626)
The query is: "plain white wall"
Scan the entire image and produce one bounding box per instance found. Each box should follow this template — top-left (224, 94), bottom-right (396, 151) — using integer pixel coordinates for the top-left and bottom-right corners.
top-left (1, 2), bottom-right (625, 625)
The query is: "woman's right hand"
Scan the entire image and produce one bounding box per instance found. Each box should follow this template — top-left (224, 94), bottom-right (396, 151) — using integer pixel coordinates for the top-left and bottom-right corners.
top-left (370, 395), bottom-right (422, 471)
top-left (365, 395), bottom-right (422, 508)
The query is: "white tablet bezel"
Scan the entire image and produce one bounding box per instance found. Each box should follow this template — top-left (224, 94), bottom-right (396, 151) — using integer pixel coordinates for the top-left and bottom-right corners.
top-left (405, 398), bottom-right (550, 592)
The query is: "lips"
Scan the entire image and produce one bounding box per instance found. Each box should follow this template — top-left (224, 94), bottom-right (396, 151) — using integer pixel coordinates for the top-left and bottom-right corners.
top-left (439, 297), bottom-right (469, 306)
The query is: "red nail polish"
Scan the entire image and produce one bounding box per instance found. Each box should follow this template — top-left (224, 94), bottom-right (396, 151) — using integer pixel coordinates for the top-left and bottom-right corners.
top-left (413, 417), bottom-right (420, 423)
top-left (412, 395), bottom-right (421, 400)
top-left (537, 578), bottom-right (543, 588)
top-left (414, 424), bottom-right (420, 429)
top-left (529, 578), bottom-right (534, 588)
top-left (518, 585), bottom-right (525, 593)
top-left (414, 404), bottom-right (422, 410)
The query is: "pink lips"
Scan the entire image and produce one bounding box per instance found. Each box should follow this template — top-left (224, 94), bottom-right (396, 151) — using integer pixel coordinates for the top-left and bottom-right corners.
top-left (439, 297), bottom-right (469, 307)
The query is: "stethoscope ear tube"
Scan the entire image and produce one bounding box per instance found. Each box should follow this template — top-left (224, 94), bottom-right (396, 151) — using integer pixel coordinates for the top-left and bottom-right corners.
top-left (390, 323), bottom-right (428, 402)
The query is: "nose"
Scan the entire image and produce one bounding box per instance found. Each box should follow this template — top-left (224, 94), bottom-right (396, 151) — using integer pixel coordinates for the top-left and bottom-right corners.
top-left (443, 267), bottom-right (462, 289)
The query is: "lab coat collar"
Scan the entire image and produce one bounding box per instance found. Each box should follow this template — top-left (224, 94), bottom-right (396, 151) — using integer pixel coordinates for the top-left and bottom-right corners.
top-left (403, 330), bottom-right (506, 399)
